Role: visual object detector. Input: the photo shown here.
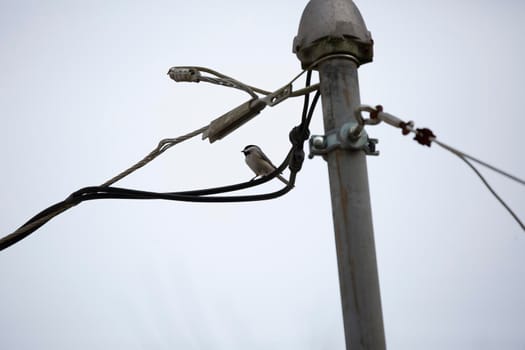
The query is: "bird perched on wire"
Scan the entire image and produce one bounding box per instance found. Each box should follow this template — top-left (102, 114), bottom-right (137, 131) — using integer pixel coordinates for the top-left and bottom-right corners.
top-left (242, 145), bottom-right (289, 185)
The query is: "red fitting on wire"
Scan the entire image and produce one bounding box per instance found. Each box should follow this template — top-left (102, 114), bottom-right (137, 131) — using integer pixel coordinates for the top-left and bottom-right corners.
top-left (414, 128), bottom-right (435, 147)
top-left (399, 121), bottom-right (414, 135)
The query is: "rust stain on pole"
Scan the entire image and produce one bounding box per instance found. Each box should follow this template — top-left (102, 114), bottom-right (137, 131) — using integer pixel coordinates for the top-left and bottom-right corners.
top-left (294, 1), bottom-right (385, 349)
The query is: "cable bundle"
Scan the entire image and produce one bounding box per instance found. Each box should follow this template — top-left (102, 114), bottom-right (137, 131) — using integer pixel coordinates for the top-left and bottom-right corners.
top-left (0, 71), bottom-right (319, 251)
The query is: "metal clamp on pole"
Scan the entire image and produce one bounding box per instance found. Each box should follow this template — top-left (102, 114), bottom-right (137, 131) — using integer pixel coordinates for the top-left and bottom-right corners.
top-left (308, 122), bottom-right (379, 159)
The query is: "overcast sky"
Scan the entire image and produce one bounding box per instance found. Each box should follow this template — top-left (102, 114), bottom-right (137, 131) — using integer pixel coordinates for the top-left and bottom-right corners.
top-left (1, 0), bottom-right (524, 349)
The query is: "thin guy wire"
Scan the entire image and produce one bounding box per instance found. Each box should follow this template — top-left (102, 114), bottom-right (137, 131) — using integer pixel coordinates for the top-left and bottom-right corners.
top-left (395, 122), bottom-right (525, 187)
top-left (291, 83), bottom-right (319, 97)
top-left (254, 54), bottom-right (355, 105)
top-left (344, 104), bottom-right (523, 230)
top-left (175, 66), bottom-right (271, 96)
top-left (1, 83), bottom-right (316, 250)
top-left (453, 152), bottom-right (525, 231)
top-left (432, 138), bottom-right (525, 186)
top-left (103, 65), bottom-right (328, 188)
top-left (2, 122), bottom-right (208, 246)
top-left (405, 129), bottom-right (525, 231)
top-left (192, 66), bottom-right (271, 95)
top-left (1, 65), bottom-right (327, 251)
top-left (173, 61), bottom-right (330, 102)
top-left (101, 125), bottom-right (208, 187)
top-left (199, 76), bottom-right (258, 98)
top-left (195, 54), bottom-right (353, 102)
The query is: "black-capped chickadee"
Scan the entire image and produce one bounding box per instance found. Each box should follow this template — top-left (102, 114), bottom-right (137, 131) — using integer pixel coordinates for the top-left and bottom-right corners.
top-left (242, 145), bottom-right (289, 184)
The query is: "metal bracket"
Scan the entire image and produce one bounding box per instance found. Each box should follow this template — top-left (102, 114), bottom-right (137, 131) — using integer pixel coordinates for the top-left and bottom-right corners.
top-left (308, 122), bottom-right (379, 158)
top-left (262, 84), bottom-right (292, 106)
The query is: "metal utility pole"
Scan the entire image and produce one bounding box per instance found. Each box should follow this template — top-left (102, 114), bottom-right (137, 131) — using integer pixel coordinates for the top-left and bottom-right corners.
top-left (294, 1), bottom-right (386, 349)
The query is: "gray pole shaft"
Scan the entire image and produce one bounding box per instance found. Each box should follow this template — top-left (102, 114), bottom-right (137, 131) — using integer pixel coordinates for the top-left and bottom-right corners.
top-left (319, 58), bottom-right (386, 349)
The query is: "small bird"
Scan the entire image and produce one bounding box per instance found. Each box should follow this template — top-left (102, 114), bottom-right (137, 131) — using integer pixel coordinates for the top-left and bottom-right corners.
top-left (242, 145), bottom-right (289, 184)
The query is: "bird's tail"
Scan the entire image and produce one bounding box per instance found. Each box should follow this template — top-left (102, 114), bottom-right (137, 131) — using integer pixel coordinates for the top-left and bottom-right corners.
top-left (277, 174), bottom-right (289, 185)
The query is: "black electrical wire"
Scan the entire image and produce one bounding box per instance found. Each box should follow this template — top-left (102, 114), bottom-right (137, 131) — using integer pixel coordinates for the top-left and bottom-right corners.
top-left (1, 71), bottom-right (319, 252)
top-left (306, 90), bottom-right (320, 126)
top-left (301, 70), bottom-right (313, 123)
top-left (0, 154), bottom-right (296, 252)
top-left (0, 148), bottom-right (296, 252)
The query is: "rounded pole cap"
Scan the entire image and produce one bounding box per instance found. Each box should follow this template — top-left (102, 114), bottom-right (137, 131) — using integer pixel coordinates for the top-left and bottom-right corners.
top-left (293, 0), bottom-right (373, 68)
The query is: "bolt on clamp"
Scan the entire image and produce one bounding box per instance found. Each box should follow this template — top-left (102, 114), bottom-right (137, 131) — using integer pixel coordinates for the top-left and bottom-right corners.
top-left (308, 121), bottom-right (379, 159)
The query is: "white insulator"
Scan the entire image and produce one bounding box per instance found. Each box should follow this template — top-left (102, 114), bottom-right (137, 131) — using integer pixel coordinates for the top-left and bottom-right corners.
top-left (377, 112), bottom-right (405, 128)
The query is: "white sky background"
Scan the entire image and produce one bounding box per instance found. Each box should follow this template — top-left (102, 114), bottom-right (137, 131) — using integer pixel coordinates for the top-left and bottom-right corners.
top-left (1, 0), bottom-right (524, 349)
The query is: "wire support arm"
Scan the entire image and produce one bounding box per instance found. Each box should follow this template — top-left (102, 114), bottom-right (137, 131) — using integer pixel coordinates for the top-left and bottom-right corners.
top-left (101, 126), bottom-right (209, 187)
top-left (356, 104), bottom-right (525, 231)
top-left (1, 67), bottom-right (319, 251)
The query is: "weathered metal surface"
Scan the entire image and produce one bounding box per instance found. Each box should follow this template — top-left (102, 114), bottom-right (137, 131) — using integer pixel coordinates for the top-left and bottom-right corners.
top-left (293, 0), bottom-right (373, 68)
top-left (319, 58), bottom-right (386, 350)
top-left (294, 1), bottom-right (384, 348)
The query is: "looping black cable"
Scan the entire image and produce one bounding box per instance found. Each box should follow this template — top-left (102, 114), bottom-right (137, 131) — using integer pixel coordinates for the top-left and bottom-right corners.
top-left (0, 151), bottom-right (297, 252)
top-left (287, 70), bottom-right (317, 174)
top-left (0, 70), bottom-right (318, 251)
top-left (289, 88), bottom-right (320, 173)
